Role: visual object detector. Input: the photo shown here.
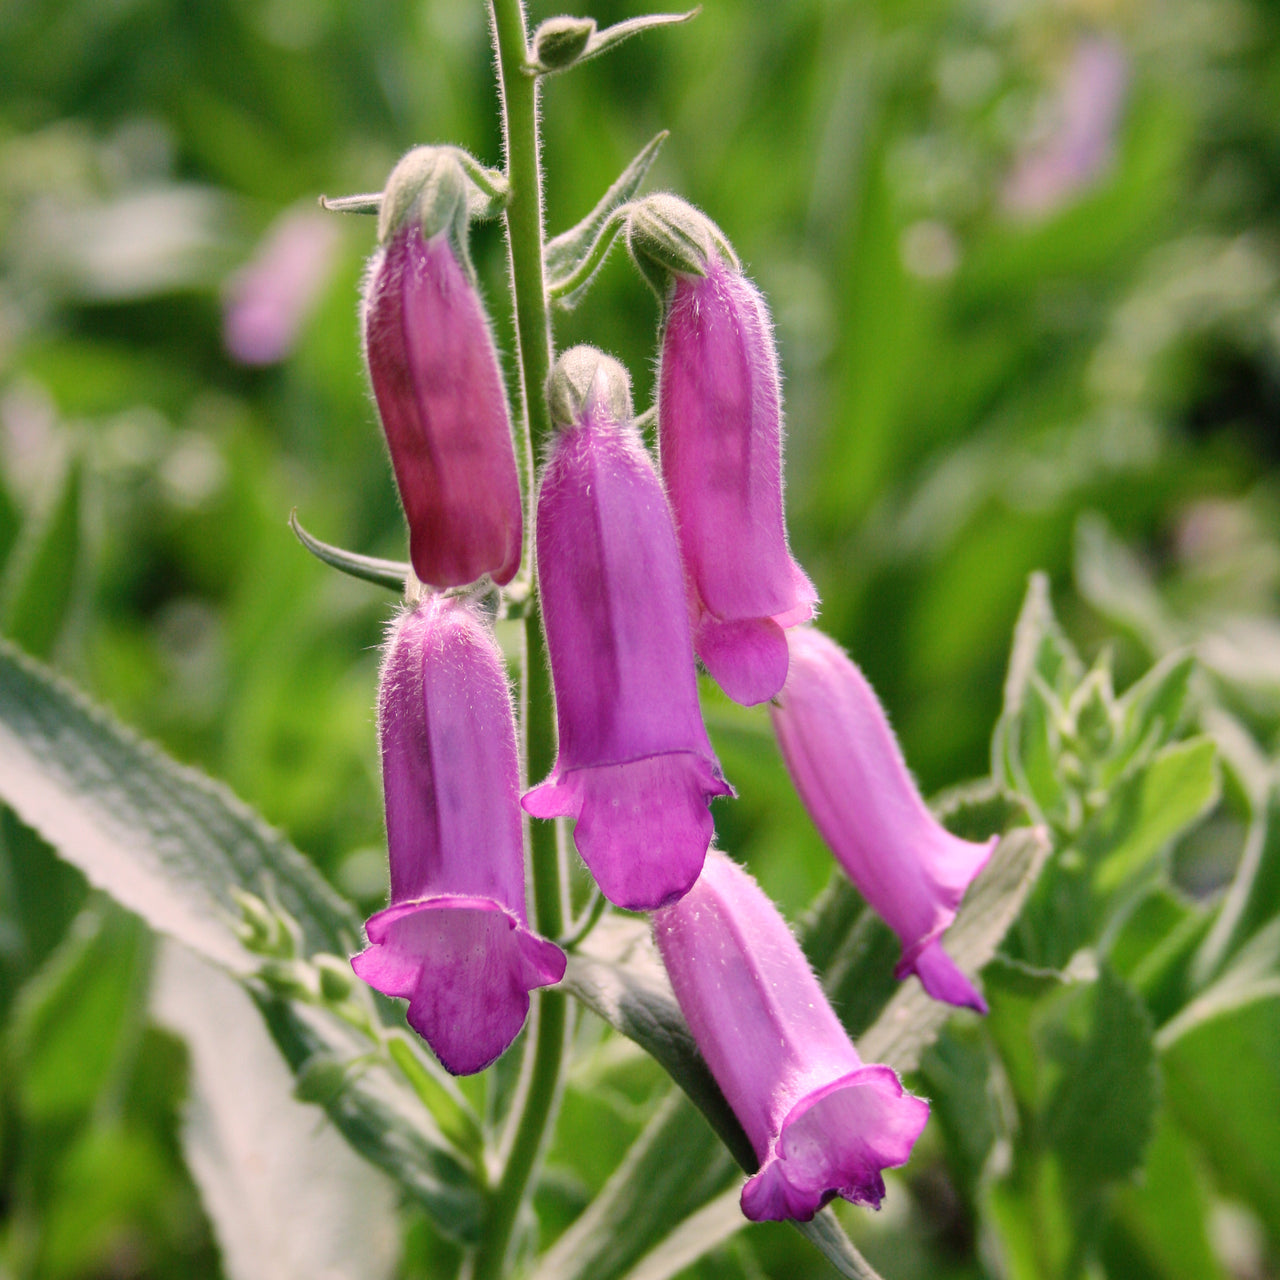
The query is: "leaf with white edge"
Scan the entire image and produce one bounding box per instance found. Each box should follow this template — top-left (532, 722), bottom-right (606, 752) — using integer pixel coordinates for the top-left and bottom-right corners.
top-left (1106, 651), bottom-right (1197, 785)
top-left (250, 988), bottom-right (484, 1241)
top-left (0, 636), bottom-right (359, 974)
top-left (793, 1212), bottom-right (890, 1280)
top-left (1159, 914), bottom-right (1280, 1050)
top-left (545, 131), bottom-right (668, 301)
top-left (992, 575), bottom-right (1081, 823)
top-left (1086, 736), bottom-right (1219, 891)
top-left (152, 942), bottom-right (401, 1280)
top-left (860, 827), bottom-right (1052, 1073)
top-left (530, 1089), bottom-right (735, 1280)
top-left (562, 915), bottom-right (754, 1171)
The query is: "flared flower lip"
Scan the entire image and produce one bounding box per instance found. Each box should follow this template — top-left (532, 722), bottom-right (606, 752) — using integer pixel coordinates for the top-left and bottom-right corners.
top-left (741, 1064), bottom-right (930, 1222)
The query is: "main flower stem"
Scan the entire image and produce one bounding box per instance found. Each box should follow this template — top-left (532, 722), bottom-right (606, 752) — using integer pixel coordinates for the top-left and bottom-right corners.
top-left (473, 4), bottom-right (568, 1279)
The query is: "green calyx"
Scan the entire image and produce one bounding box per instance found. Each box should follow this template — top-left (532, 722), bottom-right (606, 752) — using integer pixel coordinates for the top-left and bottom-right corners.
top-left (375, 145), bottom-right (510, 247)
top-left (531, 16), bottom-right (596, 70)
top-left (624, 192), bottom-right (738, 296)
top-left (549, 345), bottom-right (634, 429)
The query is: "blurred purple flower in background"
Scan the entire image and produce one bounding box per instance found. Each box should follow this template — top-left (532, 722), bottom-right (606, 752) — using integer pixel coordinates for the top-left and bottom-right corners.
top-left (772, 627), bottom-right (995, 1012)
top-left (352, 596), bottom-right (565, 1076)
top-left (523, 347), bottom-right (732, 911)
top-left (223, 204), bottom-right (340, 366)
top-left (659, 254), bottom-right (817, 706)
top-left (654, 850), bottom-right (930, 1222)
top-left (1004, 35), bottom-right (1129, 217)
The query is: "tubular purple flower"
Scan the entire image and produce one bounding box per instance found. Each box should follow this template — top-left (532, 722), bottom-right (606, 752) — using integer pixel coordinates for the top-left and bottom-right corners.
top-left (634, 196), bottom-right (816, 706)
top-left (654, 850), bottom-right (929, 1222)
top-left (363, 148), bottom-right (522, 589)
top-left (351, 596), bottom-right (565, 1075)
top-left (523, 347), bottom-right (732, 911)
top-left (772, 626), bottom-right (996, 1012)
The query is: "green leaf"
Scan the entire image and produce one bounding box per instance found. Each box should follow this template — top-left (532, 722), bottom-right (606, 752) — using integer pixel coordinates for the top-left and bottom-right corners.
top-left (0, 636), bottom-right (359, 974)
top-left (1160, 986), bottom-right (1280, 1240)
top-left (1086, 737), bottom-right (1220, 891)
top-left (1042, 968), bottom-right (1159, 1190)
top-left (251, 990), bottom-right (484, 1242)
top-left (152, 942), bottom-right (401, 1280)
top-left (289, 509), bottom-right (407, 592)
top-left (561, 915), bottom-right (754, 1172)
top-left (1, 454), bottom-right (81, 660)
top-left (9, 899), bottom-right (150, 1121)
top-left (859, 826), bottom-right (1051, 1073)
top-left (1103, 1112), bottom-right (1230, 1280)
top-left (992, 574), bottom-right (1082, 823)
top-left (1106, 651), bottom-right (1196, 785)
top-left (529, 1089), bottom-right (735, 1280)
top-left (545, 131), bottom-right (668, 300)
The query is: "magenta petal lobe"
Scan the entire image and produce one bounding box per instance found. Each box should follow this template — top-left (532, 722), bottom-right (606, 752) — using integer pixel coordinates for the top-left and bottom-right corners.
top-left (694, 615), bottom-right (789, 708)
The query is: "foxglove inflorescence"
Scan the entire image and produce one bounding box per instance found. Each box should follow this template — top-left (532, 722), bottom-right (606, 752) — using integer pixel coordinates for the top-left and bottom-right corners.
top-left (363, 147), bottom-right (522, 589)
top-left (630, 195), bottom-right (817, 705)
top-left (654, 850), bottom-right (930, 1221)
top-left (351, 596), bottom-right (565, 1075)
top-left (523, 347), bottom-right (732, 911)
top-left (773, 626), bottom-right (996, 1011)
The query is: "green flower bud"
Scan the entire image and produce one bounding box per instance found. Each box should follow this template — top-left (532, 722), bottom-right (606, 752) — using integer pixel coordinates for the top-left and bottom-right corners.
top-left (315, 952), bottom-right (357, 1004)
top-left (548, 345), bottom-right (633, 430)
top-left (532, 16), bottom-right (596, 70)
top-left (378, 147), bottom-right (470, 249)
top-left (625, 193), bottom-right (737, 296)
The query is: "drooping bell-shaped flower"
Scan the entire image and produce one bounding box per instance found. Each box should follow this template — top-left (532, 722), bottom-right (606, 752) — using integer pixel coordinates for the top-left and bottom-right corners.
top-left (363, 147), bottom-right (522, 589)
top-left (629, 195), bottom-right (817, 706)
top-left (772, 626), bottom-right (996, 1012)
top-left (654, 850), bottom-right (930, 1222)
top-left (523, 346), bottom-right (732, 911)
top-left (352, 595), bottom-right (565, 1075)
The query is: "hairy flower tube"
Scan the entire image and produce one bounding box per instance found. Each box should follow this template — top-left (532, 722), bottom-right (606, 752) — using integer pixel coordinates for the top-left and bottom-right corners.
top-left (523, 347), bottom-right (732, 911)
top-left (636, 197), bottom-right (816, 705)
top-left (772, 626), bottom-right (996, 1012)
top-left (363, 148), bottom-right (522, 589)
top-left (654, 850), bottom-right (930, 1222)
top-left (352, 596), bottom-right (565, 1075)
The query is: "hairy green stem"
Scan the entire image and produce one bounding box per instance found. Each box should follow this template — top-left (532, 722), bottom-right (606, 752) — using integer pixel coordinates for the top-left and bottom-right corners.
top-left (472, 3), bottom-right (568, 1278)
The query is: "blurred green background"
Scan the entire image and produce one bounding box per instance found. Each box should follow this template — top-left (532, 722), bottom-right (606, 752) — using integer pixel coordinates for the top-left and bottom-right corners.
top-left (3, 0), bottom-right (1280, 1276)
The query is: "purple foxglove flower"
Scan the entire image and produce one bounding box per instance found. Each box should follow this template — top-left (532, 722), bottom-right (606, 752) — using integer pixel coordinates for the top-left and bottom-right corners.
top-left (522, 347), bottom-right (732, 911)
top-left (634, 197), bottom-right (816, 706)
top-left (654, 850), bottom-right (929, 1222)
top-left (363, 148), bottom-right (522, 589)
top-left (351, 596), bottom-right (565, 1075)
top-left (772, 626), bottom-right (996, 1012)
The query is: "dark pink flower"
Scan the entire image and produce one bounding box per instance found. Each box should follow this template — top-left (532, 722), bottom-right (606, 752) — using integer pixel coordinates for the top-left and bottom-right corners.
top-left (363, 151), bottom-right (521, 589)
top-left (658, 254), bottom-right (816, 705)
top-left (352, 596), bottom-right (564, 1075)
top-left (772, 626), bottom-right (995, 1012)
top-left (523, 347), bottom-right (731, 911)
top-left (654, 850), bottom-right (929, 1222)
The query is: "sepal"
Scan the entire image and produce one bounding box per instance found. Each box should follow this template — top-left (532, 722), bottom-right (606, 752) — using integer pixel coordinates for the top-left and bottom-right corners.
top-left (625, 192), bottom-right (737, 297)
top-left (526, 8), bottom-right (700, 75)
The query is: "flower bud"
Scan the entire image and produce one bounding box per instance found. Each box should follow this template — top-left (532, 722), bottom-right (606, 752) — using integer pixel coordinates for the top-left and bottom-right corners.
top-left (363, 148), bottom-right (522, 589)
top-left (772, 627), bottom-right (996, 1011)
top-left (523, 346), bottom-right (732, 911)
top-left (654, 851), bottom-right (930, 1221)
top-left (352, 597), bottom-right (565, 1075)
top-left (653, 200), bottom-right (817, 705)
top-left (532, 16), bottom-right (596, 70)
